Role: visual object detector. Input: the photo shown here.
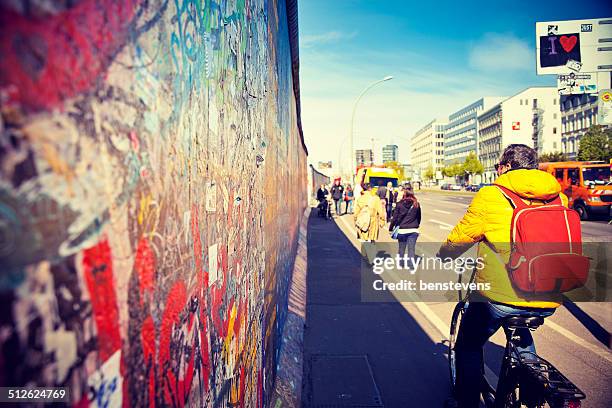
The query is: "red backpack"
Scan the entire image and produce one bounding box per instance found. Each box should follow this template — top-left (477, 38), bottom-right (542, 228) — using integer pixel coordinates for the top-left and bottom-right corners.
top-left (496, 185), bottom-right (590, 294)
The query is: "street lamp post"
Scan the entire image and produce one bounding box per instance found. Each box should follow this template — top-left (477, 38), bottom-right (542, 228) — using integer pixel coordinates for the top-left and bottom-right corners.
top-left (345, 75), bottom-right (393, 181)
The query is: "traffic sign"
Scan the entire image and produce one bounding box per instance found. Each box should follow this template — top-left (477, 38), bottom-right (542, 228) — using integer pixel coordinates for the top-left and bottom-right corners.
top-left (598, 89), bottom-right (612, 125)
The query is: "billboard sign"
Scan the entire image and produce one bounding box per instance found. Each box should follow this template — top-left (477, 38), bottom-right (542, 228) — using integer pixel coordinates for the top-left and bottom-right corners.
top-left (536, 18), bottom-right (612, 75)
top-left (557, 72), bottom-right (598, 95)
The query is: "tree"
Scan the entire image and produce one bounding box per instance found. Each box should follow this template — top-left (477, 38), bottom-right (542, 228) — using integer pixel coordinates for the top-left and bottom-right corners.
top-left (442, 163), bottom-right (462, 177)
top-left (577, 125), bottom-right (612, 161)
top-left (462, 152), bottom-right (484, 175)
top-left (383, 161), bottom-right (405, 180)
top-left (423, 165), bottom-right (435, 181)
top-left (539, 151), bottom-right (568, 163)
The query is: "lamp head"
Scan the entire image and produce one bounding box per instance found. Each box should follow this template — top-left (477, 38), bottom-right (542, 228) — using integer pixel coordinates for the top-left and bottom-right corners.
top-left (383, 75), bottom-right (394, 81)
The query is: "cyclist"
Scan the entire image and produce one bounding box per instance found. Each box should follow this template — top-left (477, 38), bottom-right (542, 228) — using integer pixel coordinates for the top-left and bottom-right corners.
top-left (438, 144), bottom-right (566, 408)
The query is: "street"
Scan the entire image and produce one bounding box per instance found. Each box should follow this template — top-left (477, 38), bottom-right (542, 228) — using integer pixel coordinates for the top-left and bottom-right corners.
top-left (303, 191), bottom-right (612, 407)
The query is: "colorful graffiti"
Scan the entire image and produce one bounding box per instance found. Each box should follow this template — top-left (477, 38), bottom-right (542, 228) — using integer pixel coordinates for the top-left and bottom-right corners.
top-left (0, 0), bottom-right (307, 406)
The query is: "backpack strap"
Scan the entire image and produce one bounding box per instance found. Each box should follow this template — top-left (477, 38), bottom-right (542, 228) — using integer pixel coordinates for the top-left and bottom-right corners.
top-left (495, 185), bottom-right (527, 209)
top-left (496, 185), bottom-right (562, 208)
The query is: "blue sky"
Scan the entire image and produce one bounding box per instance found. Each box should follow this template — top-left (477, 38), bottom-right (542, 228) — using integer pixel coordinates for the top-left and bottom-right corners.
top-left (298, 0), bottom-right (612, 169)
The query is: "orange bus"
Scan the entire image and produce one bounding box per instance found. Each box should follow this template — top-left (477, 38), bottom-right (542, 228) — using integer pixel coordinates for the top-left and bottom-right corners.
top-left (539, 161), bottom-right (611, 220)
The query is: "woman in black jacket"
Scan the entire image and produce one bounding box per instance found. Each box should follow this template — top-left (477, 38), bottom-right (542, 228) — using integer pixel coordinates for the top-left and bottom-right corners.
top-left (389, 188), bottom-right (421, 268)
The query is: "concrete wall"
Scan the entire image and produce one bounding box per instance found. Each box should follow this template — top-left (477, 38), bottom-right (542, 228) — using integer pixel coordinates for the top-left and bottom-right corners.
top-left (0, 0), bottom-right (306, 406)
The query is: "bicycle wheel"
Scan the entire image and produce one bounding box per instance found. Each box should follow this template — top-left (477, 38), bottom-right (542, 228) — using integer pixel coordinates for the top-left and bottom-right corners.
top-left (448, 301), bottom-right (466, 393)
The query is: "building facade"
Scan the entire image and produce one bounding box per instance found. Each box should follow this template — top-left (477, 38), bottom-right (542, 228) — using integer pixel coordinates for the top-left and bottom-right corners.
top-left (411, 119), bottom-right (446, 182)
top-left (478, 87), bottom-right (561, 183)
top-left (560, 94), bottom-right (600, 159)
top-left (445, 97), bottom-right (506, 165)
top-left (382, 144), bottom-right (399, 163)
top-left (355, 149), bottom-right (374, 167)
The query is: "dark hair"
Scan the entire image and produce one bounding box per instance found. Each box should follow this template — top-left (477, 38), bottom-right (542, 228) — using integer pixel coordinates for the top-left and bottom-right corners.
top-left (499, 144), bottom-right (538, 170)
top-left (401, 188), bottom-right (419, 208)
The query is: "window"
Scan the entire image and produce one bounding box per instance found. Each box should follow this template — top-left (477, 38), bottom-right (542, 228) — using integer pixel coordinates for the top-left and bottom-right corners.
top-left (520, 100), bottom-right (523, 105)
top-left (555, 168), bottom-right (565, 184)
top-left (553, 127), bottom-right (557, 134)
top-left (554, 98), bottom-right (557, 105)
top-left (553, 142), bottom-right (557, 149)
top-left (553, 113), bottom-right (557, 119)
top-left (568, 168), bottom-right (579, 186)
top-left (533, 99), bottom-right (538, 108)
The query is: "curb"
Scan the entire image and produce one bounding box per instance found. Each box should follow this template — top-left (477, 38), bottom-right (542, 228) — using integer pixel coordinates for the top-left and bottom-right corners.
top-left (270, 207), bottom-right (310, 407)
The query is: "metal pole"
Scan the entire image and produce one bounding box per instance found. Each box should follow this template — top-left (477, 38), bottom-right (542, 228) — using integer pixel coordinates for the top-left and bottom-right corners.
top-left (348, 76), bottom-right (393, 179)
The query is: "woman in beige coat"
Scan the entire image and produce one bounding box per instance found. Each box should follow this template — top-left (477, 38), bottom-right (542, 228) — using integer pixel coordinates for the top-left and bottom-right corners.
top-left (354, 183), bottom-right (386, 241)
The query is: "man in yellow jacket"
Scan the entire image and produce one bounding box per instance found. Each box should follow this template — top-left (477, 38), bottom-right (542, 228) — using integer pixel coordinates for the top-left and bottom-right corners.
top-left (439, 144), bottom-right (565, 408)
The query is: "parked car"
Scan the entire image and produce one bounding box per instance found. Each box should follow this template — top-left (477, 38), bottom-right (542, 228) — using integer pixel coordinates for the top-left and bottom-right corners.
top-left (449, 184), bottom-right (462, 191)
top-left (440, 183), bottom-right (450, 190)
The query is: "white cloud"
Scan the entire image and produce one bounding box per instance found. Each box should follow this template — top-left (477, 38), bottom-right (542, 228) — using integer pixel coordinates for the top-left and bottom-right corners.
top-left (469, 33), bottom-right (533, 71)
top-left (301, 31), bottom-right (358, 48)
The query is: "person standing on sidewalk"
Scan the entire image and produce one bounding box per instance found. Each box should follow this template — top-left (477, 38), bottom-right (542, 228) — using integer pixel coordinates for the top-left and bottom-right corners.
top-left (384, 181), bottom-right (395, 221)
top-left (389, 188), bottom-right (421, 268)
top-left (344, 184), bottom-right (355, 214)
top-left (354, 183), bottom-right (386, 242)
top-left (330, 179), bottom-right (344, 216)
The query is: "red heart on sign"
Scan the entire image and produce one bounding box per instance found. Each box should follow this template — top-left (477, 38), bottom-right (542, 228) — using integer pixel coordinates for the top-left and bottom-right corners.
top-left (559, 35), bottom-right (577, 53)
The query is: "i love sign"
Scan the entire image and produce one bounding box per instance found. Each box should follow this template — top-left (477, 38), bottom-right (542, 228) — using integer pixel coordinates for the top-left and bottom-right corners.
top-left (539, 33), bottom-right (582, 68)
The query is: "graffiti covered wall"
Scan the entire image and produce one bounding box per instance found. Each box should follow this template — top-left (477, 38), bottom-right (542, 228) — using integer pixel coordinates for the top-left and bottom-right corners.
top-left (0, 0), bottom-right (307, 406)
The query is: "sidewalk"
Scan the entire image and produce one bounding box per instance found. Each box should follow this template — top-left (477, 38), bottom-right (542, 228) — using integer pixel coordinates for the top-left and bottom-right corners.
top-left (302, 210), bottom-right (451, 407)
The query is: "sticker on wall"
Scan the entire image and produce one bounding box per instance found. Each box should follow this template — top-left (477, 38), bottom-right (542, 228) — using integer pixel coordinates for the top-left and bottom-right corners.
top-left (565, 59), bottom-right (583, 72)
top-left (206, 182), bottom-right (217, 212)
top-left (209, 244), bottom-right (218, 285)
top-left (87, 350), bottom-right (122, 408)
top-left (512, 122), bottom-right (520, 130)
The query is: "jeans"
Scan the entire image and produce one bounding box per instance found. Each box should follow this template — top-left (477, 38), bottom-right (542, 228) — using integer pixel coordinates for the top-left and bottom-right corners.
top-left (455, 302), bottom-right (555, 408)
top-left (345, 199), bottom-right (354, 214)
top-left (334, 199), bottom-right (342, 214)
top-left (397, 232), bottom-right (418, 266)
top-left (386, 204), bottom-right (393, 220)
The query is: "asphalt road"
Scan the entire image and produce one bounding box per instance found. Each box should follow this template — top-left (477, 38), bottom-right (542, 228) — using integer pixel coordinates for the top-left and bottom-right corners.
top-left (333, 190), bottom-right (612, 407)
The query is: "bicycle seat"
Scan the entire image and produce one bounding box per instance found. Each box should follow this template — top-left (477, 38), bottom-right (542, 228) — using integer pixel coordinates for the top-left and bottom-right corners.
top-left (504, 316), bottom-right (544, 329)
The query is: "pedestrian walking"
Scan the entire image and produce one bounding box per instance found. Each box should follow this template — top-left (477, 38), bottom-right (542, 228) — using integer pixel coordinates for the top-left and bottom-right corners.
top-left (344, 184), bottom-right (355, 214)
top-left (354, 183), bottom-right (386, 242)
top-left (316, 184), bottom-right (330, 218)
top-left (389, 187), bottom-right (421, 268)
top-left (384, 181), bottom-right (395, 221)
top-left (330, 179), bottom-right (344, 216)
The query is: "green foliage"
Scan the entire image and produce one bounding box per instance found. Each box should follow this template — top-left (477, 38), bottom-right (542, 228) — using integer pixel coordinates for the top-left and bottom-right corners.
top-left (442, 163), bottom-right (462, 177)
top-left (577, 125), bottom-right (612, 162)
top-left (539, 151), bottom-right (568, 163)
top-left (423, 165), bottom-right (435, 180)
top-left (383, 161), bottom-right (405, 180)
top-left (462, 152), bottom-right (484, 175)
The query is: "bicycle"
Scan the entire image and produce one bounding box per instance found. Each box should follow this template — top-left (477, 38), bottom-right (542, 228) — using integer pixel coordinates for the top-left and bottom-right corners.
top-left (447, 272), bottom-right (586, 408)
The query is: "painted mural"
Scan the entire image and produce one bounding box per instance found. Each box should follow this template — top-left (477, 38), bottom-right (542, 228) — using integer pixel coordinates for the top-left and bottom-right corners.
top-left (0, 0), bottom-right (307, 406)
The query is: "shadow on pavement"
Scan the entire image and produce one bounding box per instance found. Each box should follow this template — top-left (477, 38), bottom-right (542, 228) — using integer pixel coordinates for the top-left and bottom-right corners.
top-left (302, 209), bottom-right (451, 407)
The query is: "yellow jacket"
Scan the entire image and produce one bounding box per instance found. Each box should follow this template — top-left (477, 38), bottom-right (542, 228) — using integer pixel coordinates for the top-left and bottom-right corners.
top-left (440, 169), bottom-right (568, 308)
top-left (354, 190), bottom-right (386, 241)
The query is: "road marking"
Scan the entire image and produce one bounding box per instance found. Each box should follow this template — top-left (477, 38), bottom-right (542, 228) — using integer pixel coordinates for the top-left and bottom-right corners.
top-left (334, 215), bottom-right (500, 385)
top-left (544, 319), bottom-right (612, 364)
top-left (337, 206), bottom-right (612, 388)
top-left (434, 209), bottom-right (452, 215)
top-left (429, 219), bottom-right (454, 230)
